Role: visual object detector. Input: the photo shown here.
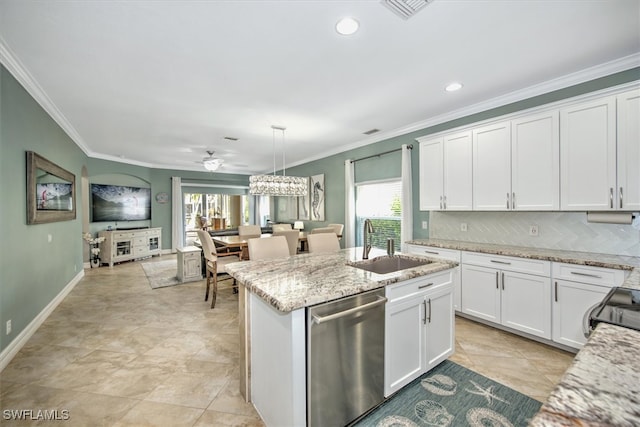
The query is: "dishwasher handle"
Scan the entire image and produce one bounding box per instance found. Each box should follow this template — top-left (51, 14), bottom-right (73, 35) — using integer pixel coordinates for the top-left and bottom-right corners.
top-left (312, 296), bottom-right (388, 325)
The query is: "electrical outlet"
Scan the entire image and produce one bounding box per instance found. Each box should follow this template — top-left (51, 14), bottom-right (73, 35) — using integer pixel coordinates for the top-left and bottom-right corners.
top-left (422, 221), bottom-right (428, 229)
top-left (6, 320), bottom-right (11, 335)
top-left (460, 223), bottom-right (468, 232)
top-left (529, 225), bottom-right (539, 236)
top-left (48, 234), bottom-right (52, 243)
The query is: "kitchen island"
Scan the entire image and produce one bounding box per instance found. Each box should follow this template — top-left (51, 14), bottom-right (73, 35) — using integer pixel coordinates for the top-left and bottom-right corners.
top-left (225, 247), bottom-right (457, 427)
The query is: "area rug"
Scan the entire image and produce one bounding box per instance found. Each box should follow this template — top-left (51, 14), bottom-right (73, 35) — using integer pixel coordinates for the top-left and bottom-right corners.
top-left (140, 259), bottom-right (182, 289)
top-left (352, 360), bottom-right (541, 427)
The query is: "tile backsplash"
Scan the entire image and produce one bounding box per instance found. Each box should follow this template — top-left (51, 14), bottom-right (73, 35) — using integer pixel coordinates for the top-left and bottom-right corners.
top-left (429, 211), bottom-right (640, 257)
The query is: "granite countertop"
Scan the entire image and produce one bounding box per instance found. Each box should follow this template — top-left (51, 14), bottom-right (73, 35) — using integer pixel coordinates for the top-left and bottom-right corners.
top-left (407, 238), bottom-right (640, 290)
top-left (529, 322), bottom-right (640, 426)
top-left (225, 247), bottom-right (456, 312)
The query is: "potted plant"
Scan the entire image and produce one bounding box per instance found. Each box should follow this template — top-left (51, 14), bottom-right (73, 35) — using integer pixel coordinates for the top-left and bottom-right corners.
top-left (83, 232), bottom-right (106, 268)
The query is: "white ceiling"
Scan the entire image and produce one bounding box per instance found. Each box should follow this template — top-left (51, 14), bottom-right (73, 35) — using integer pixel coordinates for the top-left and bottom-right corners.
top-left (1, 0), bottom-right (639, 174)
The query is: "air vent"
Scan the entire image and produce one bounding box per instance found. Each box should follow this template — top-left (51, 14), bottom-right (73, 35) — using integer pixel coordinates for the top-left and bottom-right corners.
top-left (363, 128), bottom-right (380, 135)
top-left (381, 0), bottom-right (433, 20)
top-left (224, 136), bottom-right (238, 141)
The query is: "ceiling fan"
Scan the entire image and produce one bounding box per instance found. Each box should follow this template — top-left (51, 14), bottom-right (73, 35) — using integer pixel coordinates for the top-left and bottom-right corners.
top-left (201, 150), bottom-right (224, 171)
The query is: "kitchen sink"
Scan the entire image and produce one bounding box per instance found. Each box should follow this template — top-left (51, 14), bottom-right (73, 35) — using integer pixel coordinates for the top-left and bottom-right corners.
top-left (347, 255), bottom-right (434, 275)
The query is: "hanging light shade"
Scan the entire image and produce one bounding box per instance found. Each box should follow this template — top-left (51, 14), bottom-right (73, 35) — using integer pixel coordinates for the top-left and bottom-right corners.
top-left (249, 126), bottom-right (308, 197)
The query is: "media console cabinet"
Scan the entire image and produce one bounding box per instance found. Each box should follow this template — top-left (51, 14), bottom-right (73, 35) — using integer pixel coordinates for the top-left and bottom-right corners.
top-left (99, 227), bottom-right (162, 267)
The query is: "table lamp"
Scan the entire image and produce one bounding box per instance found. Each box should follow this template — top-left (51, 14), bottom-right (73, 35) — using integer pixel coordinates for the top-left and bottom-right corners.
top-left (293, 221), bottom-right (304, 230)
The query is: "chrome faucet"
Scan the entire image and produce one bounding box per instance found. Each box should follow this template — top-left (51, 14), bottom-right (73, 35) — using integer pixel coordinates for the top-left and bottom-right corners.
top-left (363, 219), bottom-right (375, 259)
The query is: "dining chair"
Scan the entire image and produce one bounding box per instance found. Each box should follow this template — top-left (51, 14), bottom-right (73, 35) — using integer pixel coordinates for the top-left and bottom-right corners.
top-left (248, 235), bottom-right (290, 260)
top-left (238, 224), bottom-right (262, 237)
top-left (328, 223), bottom-right (344, 237)
top-left (197, 230), bottom-right (241, 308)
top-left (271, 223), bottom-right (292, 232)
top-left (310, 226), bottom-right (335, 234)
top-left (307, 233), bottom-right (341, 254)
top-left (274, 229), bottom-right (300, 256)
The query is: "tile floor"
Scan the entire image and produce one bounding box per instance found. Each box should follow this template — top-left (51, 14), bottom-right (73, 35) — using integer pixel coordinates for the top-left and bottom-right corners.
top-left (1, 255), bottom-right (575, 426)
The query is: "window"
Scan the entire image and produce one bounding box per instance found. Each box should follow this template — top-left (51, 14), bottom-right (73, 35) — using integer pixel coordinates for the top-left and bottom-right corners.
top-left (184, 192), bottom-right (249, 231)
top-left (355, 179), bottom-right (402, 252)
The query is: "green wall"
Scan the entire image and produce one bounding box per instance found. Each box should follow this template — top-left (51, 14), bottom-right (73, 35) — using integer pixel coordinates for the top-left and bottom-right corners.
top-left (2, 60), bottom-right (638, 356)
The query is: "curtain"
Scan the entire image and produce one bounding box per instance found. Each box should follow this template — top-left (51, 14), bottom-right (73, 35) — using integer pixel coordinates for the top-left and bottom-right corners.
top-left (401, 144), bottom-right (413, 252)
top-left (171, 176), bottom-right (183, 252)
top-left (344, 159), bottom-right (356, 248)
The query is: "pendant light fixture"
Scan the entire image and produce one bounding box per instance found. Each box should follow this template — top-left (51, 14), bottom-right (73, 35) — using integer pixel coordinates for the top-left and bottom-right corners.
top-left (249, 126), bottom-right (308, 196)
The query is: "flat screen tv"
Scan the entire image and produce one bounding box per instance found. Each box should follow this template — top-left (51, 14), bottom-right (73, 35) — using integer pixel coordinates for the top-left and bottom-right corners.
top-left (91, 184), bottom-right (151, 222)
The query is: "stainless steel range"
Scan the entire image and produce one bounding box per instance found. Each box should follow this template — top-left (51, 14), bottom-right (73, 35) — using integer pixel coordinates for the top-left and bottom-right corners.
top-left (584, 287), bottom-right (640, 337)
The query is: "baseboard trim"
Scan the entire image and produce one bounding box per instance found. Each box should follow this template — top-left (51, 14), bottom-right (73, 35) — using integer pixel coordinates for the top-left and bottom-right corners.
top-left (0, 270), bottom-right (85, 372)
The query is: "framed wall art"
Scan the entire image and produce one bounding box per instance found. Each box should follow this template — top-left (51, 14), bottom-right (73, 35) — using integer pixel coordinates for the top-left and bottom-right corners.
top-left (26, 151), bottom-right (76, 224)
top-left (310, 174), bottom-right (325, 221)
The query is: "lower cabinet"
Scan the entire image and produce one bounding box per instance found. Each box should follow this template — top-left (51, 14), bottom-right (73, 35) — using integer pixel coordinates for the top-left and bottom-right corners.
top-left (384, 272), bottom-right (454, 397)
top-left (460, 252), bottom-right (552, 339)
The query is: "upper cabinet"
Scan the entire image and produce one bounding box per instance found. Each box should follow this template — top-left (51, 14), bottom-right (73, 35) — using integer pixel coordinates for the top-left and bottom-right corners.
top-left (560, 90), bottom-right (640, 211)
top-left (560, 96), bottom-right (617, 210)
top-left (419, 131), bottom-right (472, 211)
top-left (617, 89), bottom-right (640, 210)
top-left (472, 121), bottom-right (511, 210)
top-left (418, 84), bottom-right (638, 212)
top-left (511, 111), bottom-right (560, 210)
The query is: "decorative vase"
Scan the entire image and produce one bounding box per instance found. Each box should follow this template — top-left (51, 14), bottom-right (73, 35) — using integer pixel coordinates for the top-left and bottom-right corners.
top-left (90, 257), bottom-right (100, 268)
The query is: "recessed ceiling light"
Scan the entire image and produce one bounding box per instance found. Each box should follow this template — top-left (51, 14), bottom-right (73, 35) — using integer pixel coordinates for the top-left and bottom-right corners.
top-left (336, 17), bottom-right (359, 35)
top-left (445, 82), bottom-right (463, 92)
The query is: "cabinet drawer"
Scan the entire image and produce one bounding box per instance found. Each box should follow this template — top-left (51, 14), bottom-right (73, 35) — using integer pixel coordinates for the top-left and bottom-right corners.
top-left (462, 251), bottom-right (550, 276)
top-left (133, 237), bottom-right (147, 246)
top-left (133, 246), bottom-right (149, 256)
top-left (406, 245), bottom-right (460, 262)
top-left (113, 232), bottom-right (135, 239)
top-left (386, 270), bottom-right (453, 303)
top-left (552, 262), bottom-right (626, 287)
top-left (182, 251), bottom-right (200, 260)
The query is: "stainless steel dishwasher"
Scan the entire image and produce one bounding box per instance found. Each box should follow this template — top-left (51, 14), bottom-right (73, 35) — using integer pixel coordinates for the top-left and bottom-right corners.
top-left (307, 288), bottom-right (387, 427)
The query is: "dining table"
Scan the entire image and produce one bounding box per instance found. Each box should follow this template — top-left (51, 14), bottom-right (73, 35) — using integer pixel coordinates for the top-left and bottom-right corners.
top-left (210, 231), bottom-right (310, 259)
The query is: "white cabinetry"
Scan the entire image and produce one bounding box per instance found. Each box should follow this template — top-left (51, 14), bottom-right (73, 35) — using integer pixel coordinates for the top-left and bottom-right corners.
top-left (551, 263), bottom-right (627, 349)
top-left (385, 271), bottom-right (454, 397)
top-left (461, 252), bottom-right (551, 339)
top-left (406, 244), bottom-right (461, 312)
top-left (418, 131), bottom-right (473, 211)
top-left (617, 89), bottom-right (640, 210)
top-left (472, 121), bottom-right (511, 210)
top-left (99, 227), bottom-right (162, 267)
top-left (177, 246), bottom-right (202, 283)
top-left (560, 96), bottom-right (617, 210)
top-left (511, 111), bottom-right (560, 210)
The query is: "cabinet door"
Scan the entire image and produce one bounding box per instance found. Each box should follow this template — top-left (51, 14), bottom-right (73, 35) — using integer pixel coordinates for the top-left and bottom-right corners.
top-left (617, 89), bottom-right (640, 210)
top-left (473, 122), bottom-right (511, 210)
top-left (443, 131), bottom-right (473, 210)
top-left (460, 264), bottom-right (501, 323)
top-left (425, 285), bottom-right (454, 370)
top-left (385, 295), bottom-right (426, 396)
top-left (419, 137), bottom-right (444, 211)
top-left (501, 271), bottom-right (551, 339)
top-left (560, 96), bottom-right (616, 210)
top-left (552, 279), bottom-right (609, 349)
top-left (511, 111), bottom-right (560, 210)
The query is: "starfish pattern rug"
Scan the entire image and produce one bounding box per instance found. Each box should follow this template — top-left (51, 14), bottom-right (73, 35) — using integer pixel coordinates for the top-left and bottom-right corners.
top-left (351, 360), bottom-right (541, 427)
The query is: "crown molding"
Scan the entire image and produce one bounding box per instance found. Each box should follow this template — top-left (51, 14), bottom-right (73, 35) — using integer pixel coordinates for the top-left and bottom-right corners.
top-left (0, 37), bottom-right (93, 157)
top-left (288, 53), bottom-right (640, 169)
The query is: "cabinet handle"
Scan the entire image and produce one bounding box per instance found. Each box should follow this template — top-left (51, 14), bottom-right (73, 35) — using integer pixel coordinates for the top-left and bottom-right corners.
top-left (554, 281), bottom-right (558, 302)
top-left (501, 272), bottom-right (505, 290)
top-left (440, 196), bottom-right (443, 210)
top-left (423, 300), bottom-right (427, 325)
top-left (423, 250), bottom-right (440, 255)
top-left (620, 187), bottom-right (623, 209)
top-left (570, 271), bottom-right (602, 279)
top-left (443, 195), bottom-right (447, 210)
top-left (490, 259), bottom-right (511, 265)
top-left (427, 299), bottom-right (432, 323)
top-left (610, 188), bottom-right (614, 209)
top-left (418, 283), bottom-right (434, 289)
top-left (496, 271), bottom-right (499, 289)
top-left (512, 192), bottom-right (516, 209)
top-left (506, 193), bottom-right (510, 210)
